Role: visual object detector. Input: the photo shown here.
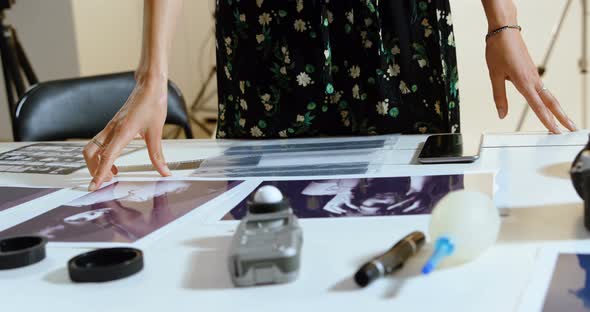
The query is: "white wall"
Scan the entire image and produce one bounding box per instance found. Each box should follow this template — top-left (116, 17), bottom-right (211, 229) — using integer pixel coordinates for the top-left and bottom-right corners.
top-left (0, 0), bottom-right (79, 141)
top-left (70, 0), bottom-right (143, 75)
top-left (70, 0), bottom-right (217, 113)
top-left (0, 0), bottom-right (585, 140)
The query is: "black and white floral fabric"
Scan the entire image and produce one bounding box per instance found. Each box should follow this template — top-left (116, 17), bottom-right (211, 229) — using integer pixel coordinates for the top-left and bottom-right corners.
top-left (215, 0), bottom-right (460, 138)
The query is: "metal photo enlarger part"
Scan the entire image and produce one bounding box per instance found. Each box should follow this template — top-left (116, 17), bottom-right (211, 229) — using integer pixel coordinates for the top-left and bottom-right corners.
top-left (189, 7), bottom-right (218, 138)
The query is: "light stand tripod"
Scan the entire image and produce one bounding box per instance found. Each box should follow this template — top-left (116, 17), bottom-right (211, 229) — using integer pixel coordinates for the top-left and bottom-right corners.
top-left (0, 2), bottom-right (37, 116)
top-left (516, 0), bottom-right (588, 130)
top-left (189, 66), bottom-right (217, 137)
top-left (188, 8), bottom-right (218, 138)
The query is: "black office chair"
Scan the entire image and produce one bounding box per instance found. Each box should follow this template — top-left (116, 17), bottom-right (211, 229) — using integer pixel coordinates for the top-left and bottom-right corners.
top-left (12, 71), bottom-right (193, 141)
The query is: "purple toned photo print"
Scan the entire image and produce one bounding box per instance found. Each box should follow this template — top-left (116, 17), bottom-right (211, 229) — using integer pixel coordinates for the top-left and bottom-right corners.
top-left (0, 186), bottom-right (60, 212)
top-left (0, 180), bottom-right (241, 243)
top-left (223, 174), bottom-right (465, 220)
top-left (543, 254), bottom-right (590, 311)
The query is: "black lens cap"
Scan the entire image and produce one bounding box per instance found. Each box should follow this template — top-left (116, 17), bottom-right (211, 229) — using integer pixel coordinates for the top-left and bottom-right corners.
top-left (0, 235), bottom-right (47, 270)
top-left (68, 247), bottom-right (143, 283)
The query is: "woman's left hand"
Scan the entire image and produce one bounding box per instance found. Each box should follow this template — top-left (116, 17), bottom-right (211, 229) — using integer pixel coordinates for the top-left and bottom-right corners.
top-left (485, 29), bottom-right (577, 133)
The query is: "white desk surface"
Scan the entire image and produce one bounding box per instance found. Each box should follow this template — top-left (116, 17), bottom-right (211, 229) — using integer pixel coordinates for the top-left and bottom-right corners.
top-left (0, 132), bottom-right (588, 312)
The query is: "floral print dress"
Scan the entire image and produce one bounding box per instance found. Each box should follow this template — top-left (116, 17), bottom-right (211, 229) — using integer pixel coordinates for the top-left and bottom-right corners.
top-left (215, 0), bottom-right (460, 138)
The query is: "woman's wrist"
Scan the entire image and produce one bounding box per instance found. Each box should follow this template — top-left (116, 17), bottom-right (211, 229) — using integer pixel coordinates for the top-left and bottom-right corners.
top-left (486, 25), bottom-right (521, 42)
top-left (134, 68), bottom-right (168, 107)
top-left (135, 67), bottom-right (168, 88)
top-left (482, 0), bottom-right (518, 32)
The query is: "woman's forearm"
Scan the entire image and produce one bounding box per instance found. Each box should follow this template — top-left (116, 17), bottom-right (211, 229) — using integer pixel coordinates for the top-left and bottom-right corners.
top-left (481, 0), bottom-right (518, 32)
top-left (137, 0), bottom-right (183, 84)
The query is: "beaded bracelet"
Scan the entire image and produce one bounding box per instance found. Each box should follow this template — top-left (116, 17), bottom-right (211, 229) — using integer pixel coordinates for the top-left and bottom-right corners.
top-left (485, 25), bottom-right (522, 41)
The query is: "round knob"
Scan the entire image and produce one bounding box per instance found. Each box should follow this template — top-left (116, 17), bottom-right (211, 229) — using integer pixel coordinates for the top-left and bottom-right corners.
top-left (253, 185), bottom-right (283, 204)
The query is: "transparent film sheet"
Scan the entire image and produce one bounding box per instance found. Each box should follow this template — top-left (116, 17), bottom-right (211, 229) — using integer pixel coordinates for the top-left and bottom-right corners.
top-left (117, 136), bottom-right (396, 173)
top-left (192, 162), bottom-right (378, 178)
top-left (118, 155), bottom-right (263, 173)
top-left (221, 135), bottom-right (398, 156)
top-left (120, 149), bottom-right (383, 174)
top-left (198, 149), bottom-right (384, 170)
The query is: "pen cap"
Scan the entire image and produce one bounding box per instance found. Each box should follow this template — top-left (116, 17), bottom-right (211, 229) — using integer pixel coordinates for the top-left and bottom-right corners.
top-left (354, 262), bottom-right (381, 287)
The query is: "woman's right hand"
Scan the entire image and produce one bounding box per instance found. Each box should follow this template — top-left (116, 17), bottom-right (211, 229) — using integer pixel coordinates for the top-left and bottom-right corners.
top-left (481, 0), bottom-right (576, 133)
top-left (83, 75), bottom-right (172, 191)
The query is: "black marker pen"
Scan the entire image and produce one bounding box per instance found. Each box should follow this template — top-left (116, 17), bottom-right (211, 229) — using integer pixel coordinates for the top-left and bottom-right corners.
top-left (354, 231), bottom-right (426, 287)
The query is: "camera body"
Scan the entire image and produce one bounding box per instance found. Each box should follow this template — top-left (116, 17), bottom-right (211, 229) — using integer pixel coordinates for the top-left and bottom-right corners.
top-left (571, 135), bottom-right (590, 230)
top-left (228, 199), bottom-right (303, 287)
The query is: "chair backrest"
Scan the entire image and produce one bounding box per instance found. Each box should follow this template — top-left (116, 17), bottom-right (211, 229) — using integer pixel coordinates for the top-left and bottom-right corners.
top-left (13, 71), bottom-right (193, 141)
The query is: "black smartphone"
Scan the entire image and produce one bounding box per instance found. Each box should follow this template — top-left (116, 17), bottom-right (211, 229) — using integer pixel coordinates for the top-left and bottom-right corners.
top-left (417, 133), bottom-right (481, 164)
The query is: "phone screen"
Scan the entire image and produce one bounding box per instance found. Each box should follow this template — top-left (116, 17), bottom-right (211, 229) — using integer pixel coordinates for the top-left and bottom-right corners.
top-left (418, 133), bottom-right (481, 163)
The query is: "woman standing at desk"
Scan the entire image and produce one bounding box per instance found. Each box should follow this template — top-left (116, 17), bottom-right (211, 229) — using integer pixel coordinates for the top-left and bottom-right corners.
top-left (84, 0), bottom-right (576, 191)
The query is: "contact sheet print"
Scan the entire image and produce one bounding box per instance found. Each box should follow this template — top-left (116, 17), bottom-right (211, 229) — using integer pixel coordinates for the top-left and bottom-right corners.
top-left (0, 142), bottom-right (142, 175)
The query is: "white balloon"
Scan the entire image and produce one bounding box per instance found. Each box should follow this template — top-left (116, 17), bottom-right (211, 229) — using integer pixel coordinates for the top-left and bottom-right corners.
top-left (429, 190), bottom-right (500, 263)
